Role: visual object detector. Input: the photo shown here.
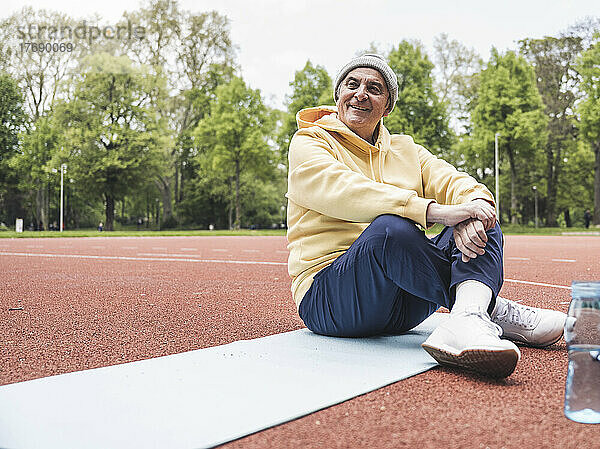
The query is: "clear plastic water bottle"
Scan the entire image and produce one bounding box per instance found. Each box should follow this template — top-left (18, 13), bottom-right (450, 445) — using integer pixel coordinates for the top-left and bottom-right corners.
top-left (564, 281), bottom-right (600, 424)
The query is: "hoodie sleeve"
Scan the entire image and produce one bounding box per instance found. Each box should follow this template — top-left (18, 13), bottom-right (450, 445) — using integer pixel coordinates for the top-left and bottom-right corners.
top-left (287, 129), bottom-right (433, 227)
top-left (418, 144), bottom-right (495, 206)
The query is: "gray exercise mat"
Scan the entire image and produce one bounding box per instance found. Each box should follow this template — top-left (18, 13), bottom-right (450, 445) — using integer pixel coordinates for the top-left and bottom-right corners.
top-left (0, 312), bottom-right (447, 449)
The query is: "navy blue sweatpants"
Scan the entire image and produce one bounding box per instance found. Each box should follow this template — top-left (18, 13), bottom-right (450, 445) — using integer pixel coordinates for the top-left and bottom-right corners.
top-left (298, 214), bottom-right (504, 337)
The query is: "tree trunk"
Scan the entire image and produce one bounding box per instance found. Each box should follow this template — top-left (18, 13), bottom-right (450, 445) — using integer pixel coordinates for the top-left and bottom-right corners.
top-left (594, 142), bottom-right (600, 225)
top-left (105, 194), bottom-right (115, 231)
top-left (179, 161), bottom-right (185, 203)
top-left (545, 143), bottom-right (558, 227)
top-left (234, 159), bottom-right (241, 230)
top-left (155, 176), bottom-right (173, 223)
top-left (564, 209), bottom-right (571, 228)
top-left (45, 185), bottom-right (50, 229)
top-left (228, 201), bottom-right (233, 230)
top-left (174, 164), bottom-right (179, 206)
top-left (35, 187), bottom-right (48, 230)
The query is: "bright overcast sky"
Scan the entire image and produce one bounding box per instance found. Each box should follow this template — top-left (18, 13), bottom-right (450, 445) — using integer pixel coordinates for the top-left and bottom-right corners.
top-left (5, 0), bottom-right (600, 109)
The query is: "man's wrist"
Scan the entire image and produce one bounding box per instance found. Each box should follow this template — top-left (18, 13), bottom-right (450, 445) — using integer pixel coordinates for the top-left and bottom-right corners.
top-left (472, 198), bottom-right (495, 207)
top-left (426, 202), bottom-right (445, 225)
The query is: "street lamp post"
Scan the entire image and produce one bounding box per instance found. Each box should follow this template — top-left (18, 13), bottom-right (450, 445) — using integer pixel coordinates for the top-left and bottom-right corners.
top-left (532, 185), bottom-right (538, 228)
top-left (495, 132), bottom-right (500, 223)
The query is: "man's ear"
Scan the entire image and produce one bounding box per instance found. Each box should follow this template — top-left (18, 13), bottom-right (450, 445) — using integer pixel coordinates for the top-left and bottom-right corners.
top-left (384, 96), bottom-right (392, 116)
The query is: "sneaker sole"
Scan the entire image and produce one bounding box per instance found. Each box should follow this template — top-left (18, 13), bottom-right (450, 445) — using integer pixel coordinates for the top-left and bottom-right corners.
top-left (421, 343), bottom-right (519, 378)
top-left (505, 331), bottom-right (564, 348)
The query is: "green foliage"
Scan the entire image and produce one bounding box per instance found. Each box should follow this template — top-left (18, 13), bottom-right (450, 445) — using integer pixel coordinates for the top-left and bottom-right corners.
top-left (8, 114), bottom-right (62, 229)
top-left (0, 72), bottom-right (25, 164)
top-left (193, 76), bottom-right (281, 229)
top-left (10, 114), bottom-right (61, 191)
top-left (278, 60), bottom-right (332, 163)
top-left (519, 36), bottom-right (582, 225)
top-left (558, 140), bottom-right (595, 211)
top-left (0, 71), bottom-right (26, 224)
top-left (468, 49), bottom-right (548, 224)
top-left (2, 3), bottom-right (599, 230)
top-left (385, 41), bottom-right (454, 157)
top-left (576, 35), bottom-right (600, 224)
top-left (55, 53), bottom-right (170, 230)
top-left (0, 71), bottom-right (25, 184)
top-left (432, 33), bottom-right (483, 133)
top-left (577, 37), bottom-right (600, 143)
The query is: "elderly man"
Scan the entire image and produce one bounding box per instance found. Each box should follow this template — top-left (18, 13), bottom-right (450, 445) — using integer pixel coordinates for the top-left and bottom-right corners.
top-left (286, 54), bottom-right (566, 378)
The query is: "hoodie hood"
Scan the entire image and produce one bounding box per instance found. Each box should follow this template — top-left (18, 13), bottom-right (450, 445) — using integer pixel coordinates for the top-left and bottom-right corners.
top-left (295, 106), bottom-right (392, 183)
top-left (296, 106), bottom-right (391, 152)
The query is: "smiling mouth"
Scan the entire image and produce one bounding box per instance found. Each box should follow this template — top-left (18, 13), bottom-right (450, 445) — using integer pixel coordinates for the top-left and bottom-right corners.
top-left (349, 104), bottom-right (370, 111)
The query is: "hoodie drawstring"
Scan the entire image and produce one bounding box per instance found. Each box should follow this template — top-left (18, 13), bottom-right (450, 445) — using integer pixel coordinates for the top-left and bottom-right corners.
top-left (368, 149), bottom-right (376, 181)
top-left (379, 148), bottom-right (386, 183)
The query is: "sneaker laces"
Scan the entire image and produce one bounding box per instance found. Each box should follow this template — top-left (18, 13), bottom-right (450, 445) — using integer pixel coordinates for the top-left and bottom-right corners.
top-left (462, 308), bottom-right (503, 337)
top-left (495, 301), bottom-right (537, 329)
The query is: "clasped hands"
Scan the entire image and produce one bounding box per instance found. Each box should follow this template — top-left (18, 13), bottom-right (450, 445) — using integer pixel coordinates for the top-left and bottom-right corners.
top-left (426, 199), bottom-right (497, 263)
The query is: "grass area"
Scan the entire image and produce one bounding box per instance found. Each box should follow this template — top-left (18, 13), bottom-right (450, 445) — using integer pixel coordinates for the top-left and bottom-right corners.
top-left (498, 224), bottom-right (599, 235)
top-left (1, 224), bottom-right (598, 238)
top-left (0, 228), bottom-right (287, 238)
top-left (424, 223), bottom-right (600, 236)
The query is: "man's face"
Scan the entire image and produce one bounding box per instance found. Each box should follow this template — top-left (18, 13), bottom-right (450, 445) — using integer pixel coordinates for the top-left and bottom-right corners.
top-left (336, 67), bottom-right (390, 142)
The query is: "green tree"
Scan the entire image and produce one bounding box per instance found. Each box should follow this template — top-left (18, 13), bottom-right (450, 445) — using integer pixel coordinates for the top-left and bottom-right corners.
top-left (0, 71), bottom-right (25, 224)
top-left (469, 49), bottom-right (548, 224)
top-left (278, 60), bottom-right (332, 163)
top-left (557, 140), bottom-right (595, 226)
top-left (193, 76), bottom-right (278, 229)
top-left (432, 33), bottom-right (483, 133)
top-left (520, 36), bottom-right (582, 226)
top-left (385, 40), bottom-right (454, 158)
top-left (9, 114), bottom-right (61, 230)
top-left (0, 8), bottom-right (86, 120)
top-left (56, 53), bottom-right (169, 231)
top-left (0, 71), bottom-right (25, 180)
top-left (576, 35), bottom-right (600, 225)
top-left (1, 8), bottom-right (95, 226)
top-left (122, 1), bottom-right (235, 222)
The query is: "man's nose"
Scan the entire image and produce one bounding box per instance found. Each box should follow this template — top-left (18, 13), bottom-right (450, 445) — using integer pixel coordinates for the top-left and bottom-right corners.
top-left (354, 84), bottom-right (368, 101)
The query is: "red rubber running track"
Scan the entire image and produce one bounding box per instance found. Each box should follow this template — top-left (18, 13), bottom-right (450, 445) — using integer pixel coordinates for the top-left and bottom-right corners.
top-left (1, 234), bottom-right (599, 448)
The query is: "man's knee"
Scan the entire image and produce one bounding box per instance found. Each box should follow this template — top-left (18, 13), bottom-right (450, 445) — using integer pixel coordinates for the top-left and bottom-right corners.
top-left (486, 222), bottom-right (504, 248)
top-left (370, 214), bottom-right (422, 242)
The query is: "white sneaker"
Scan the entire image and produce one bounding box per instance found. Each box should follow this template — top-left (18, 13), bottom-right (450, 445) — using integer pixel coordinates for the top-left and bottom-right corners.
top-left (422, 307), bottom-right (521, 378)
top-left (491, 296), bottom-right (567, 347)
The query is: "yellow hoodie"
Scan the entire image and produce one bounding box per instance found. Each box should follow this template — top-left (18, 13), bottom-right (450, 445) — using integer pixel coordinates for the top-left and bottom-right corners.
top-left (286, 106), bottom-right (494, 308)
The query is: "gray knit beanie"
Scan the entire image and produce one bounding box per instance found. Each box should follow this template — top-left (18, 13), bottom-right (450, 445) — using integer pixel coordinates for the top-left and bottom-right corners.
top-left (334, 54), bottom-right (398, 114)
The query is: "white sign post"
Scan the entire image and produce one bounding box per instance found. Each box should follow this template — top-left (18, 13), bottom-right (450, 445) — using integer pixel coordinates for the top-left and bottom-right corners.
top-left (15, 218), bottom-right (23, 233)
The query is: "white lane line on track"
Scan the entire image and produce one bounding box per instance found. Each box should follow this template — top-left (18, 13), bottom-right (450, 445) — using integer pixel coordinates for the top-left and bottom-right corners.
top-left (0, 252), bottom-right (573, 284)
top-left (504, 278), bottom-right (571, 290)
top-left (212, 249), bottom-right (228, 252)
top-left (507, 257), bottom-right (530, 261)
top-left (138, 253), bottom-right (204, 257)
top-left (0, 252), bottom-right (287, 266)
top-left (122, 246), bottom-right (138, 250)
top-left (151, 247), bottom-right (167, 250)
top-left (242, 249), bottom-right (259, 253)
top-left (276, 250), bottom-right (288, 254)
top-left (180, 248), bottom-right (197, 251)
top-left (551, 258), bottom-right (577, 263)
